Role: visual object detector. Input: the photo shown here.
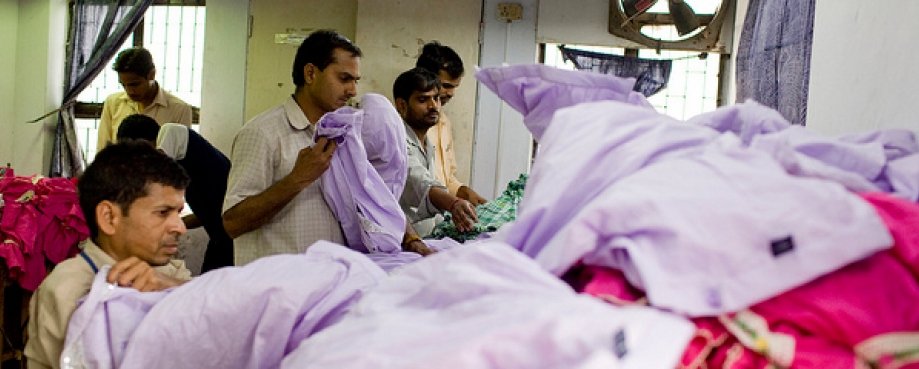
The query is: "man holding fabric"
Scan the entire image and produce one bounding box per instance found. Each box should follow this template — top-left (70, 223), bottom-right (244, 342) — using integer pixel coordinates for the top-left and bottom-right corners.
top-left (25, 141), bottom-right (192, 369)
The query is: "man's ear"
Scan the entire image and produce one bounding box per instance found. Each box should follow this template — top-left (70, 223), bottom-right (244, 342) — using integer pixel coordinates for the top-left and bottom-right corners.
top-left (146, 68), bottom-right (156, 82)
top-left (96, 200), bottom-right (122, 236)
top-left (395, 98), bottom-right (407, 116)
top-left (303, 64), bottom-right (316, 84)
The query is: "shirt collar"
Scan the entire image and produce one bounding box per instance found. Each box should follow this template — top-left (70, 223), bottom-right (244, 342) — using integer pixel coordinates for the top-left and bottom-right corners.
top-left (403, 122), bottom-right (428, 149)
top-left (82, 238), bottom-right (118, 268)
top-left (283, 95), bottom-right (315, 133)
top-left (115, 82), bottom-right (169, 107)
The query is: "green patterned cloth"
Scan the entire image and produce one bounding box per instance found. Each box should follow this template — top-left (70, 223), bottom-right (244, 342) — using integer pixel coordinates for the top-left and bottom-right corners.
top-left (428, 173), bottom-right (528, 242)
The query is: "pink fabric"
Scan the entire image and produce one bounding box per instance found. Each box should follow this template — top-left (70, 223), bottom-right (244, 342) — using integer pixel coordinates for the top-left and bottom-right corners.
top-left (0, 175), bottom-right (87, 290)
top-left (861, 192), bottom-right (919, 279)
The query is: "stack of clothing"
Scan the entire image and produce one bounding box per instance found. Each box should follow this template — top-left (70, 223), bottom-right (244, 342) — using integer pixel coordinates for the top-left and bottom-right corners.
top-left (0, 175), bottom-right (88, 290)
top-left (478, 63), bottom-right (919, 369)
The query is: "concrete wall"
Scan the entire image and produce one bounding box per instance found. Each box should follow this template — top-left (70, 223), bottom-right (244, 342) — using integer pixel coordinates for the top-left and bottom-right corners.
top-left (806, 0), bottom-right (919, 137)
top-left (354, 0), bottom-right (481, 184)
top-left (243, 0), bottom-right (358, 123)
top-left (199, 0), bottom-right (250, 155)
top-left (4, 0), bottom-right (68, 177)
top-left (0, 0), bottom-right (18, 168)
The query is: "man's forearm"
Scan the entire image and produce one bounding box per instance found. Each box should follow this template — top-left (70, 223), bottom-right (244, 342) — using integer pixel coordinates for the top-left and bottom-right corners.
top-left (223, 176), bottom-right (308, 238)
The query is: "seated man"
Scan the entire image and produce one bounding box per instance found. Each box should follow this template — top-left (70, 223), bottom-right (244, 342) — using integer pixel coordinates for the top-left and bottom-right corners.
top-left (393, 67), bottom-right (478, 237)
top-left (25, 140), bottom-right (192, 369)
top-left (117, 114), bottom-right (234, 272)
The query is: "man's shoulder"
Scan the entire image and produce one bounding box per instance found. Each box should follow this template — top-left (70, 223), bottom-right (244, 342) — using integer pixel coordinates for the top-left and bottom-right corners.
top-left (240, 104), bottom-right (290, 133)
top-left (161, 90), bottom-right (191, 108)
top-left (35, 257), bottom-right (94, 299)
top-left (103, 92), bottom-right (129, 104)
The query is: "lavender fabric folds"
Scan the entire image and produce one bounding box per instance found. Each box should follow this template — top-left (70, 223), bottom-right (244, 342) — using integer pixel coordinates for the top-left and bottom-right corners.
top-left (317, 106), bottom-right (406, 254)
top-left (113, 242), bottom-right (385, 369)
top-left (281, 242), bottom-right (695, 369)
top-left (475, 64), bottom-right (653, 142)
top-left (360, 94), bottom-right (408, 198)
top-left (547, 133), bottom-right (892, 316)
top-left (61, 267), bottom-right (170, 369)
top-left (493, 100), bottom-right (719, 262)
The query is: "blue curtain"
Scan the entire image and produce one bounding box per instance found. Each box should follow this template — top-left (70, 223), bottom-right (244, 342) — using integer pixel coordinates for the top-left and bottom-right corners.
top-left (735, 0), bottom-right (816, 126)
top-left (50, 0), bottom-right (153, 177)
top-left (558, 45), bottom-right (673, 97)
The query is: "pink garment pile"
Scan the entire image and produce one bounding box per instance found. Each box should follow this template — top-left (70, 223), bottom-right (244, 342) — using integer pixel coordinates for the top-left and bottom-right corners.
top-left (570, 193), bottom-right (919, 369)
top-left (0, 175), bottom-right (88, 290)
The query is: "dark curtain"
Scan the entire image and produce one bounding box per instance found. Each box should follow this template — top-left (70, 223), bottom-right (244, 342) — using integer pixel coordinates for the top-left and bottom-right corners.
top-left (50, 0), bottom-right (153, 177)
top-left (558, 45), bottom-right (673, 97)
top-left (735, 0), bottom-right (816, 126)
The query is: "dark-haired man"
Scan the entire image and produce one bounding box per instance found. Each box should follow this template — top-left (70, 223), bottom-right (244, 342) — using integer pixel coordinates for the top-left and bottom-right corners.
top-left (222, 30), bottom-right (361, 265)
top-left (393, 68), bottom-right (478, 237)
top-left (97, 47), bottom-right (192, 151)
top-left (117, 114), bottom-right (234, 273)
top-left (25, 141), bottom-right (192, 369)
top-left (416, 41), bottom-right (488, 206)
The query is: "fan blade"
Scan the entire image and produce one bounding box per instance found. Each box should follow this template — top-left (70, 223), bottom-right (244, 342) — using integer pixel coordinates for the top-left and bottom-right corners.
top-left (622, 0), bottom-right (660, 19)
top-left (668, 0), bottom-right (702, 36)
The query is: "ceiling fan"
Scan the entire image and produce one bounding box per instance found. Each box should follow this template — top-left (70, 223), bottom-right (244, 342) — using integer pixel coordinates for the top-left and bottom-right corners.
top-left (609, 0), bottom-right (734, 52)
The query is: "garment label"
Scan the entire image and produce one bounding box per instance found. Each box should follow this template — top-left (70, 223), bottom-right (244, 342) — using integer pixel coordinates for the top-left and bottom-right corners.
top-left (613, 329), bottom-right (628, 358)
top-left (770, 236), bottom-right (795, 257)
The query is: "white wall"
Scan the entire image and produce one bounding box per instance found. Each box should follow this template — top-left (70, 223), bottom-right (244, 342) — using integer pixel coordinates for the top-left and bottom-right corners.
top-left (6, 0), bottom-right (67, 177)
top-left (0, 0), bottom-right (18, 168)
top-left (806, 1), bottom-right (919, 137)
top-left (472, 0), bottom-right (539, 198)
top-left (199, 0), bottom-right (250, 155)
top-left (355, 0), bottom-right (481, 184)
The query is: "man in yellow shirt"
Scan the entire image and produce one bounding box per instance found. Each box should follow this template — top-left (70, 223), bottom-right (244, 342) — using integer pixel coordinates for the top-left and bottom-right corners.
top-left (24, 141), bottom-right (193, 369)
top-left (96, 47), bottom-right (192, 152)
top-left (416, 42), bottom-right (488, 205)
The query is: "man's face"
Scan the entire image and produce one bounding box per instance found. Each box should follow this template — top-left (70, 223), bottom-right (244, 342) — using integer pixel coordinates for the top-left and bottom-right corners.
top-left (400, 88), bottom-right (441, 131)
top-left (437, 70), bottom-right (462, 106)
top-left (308, 48), bottom-right (361, 114)
top-left (118, 71), bottom-right (156, 103)
top-left (109, 183), bottom-right (186, 266)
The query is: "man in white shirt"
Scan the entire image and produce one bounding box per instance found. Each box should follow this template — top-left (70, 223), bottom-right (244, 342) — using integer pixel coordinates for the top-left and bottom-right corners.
top-left (222, 30), bottom-right (361, 265)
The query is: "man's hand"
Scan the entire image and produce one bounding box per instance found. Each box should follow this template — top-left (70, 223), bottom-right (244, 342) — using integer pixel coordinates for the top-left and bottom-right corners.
top-left (107, 257), bottom-right (185, 292)
top-left (457, 186), bottom-right (488, 206)
top-left (450, 198), bottom-right (479, 233)
top-left (403, 239), bottom-right (436, 256)
top-left (289, 136), bottom-right (338, 188)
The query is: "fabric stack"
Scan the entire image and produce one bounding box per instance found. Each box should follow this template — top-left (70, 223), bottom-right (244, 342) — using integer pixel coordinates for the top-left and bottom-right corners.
top-left (478, 64), bottom-right (919, 369)
top-left (0, 175), bottom-right (88, 290)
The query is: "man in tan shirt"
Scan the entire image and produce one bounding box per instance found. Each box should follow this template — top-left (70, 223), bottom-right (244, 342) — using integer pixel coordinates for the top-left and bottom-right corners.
top-left (416, 41), bottom-right (488, 205)
top-left (96, 47), bottom-right (193, 152)
top-left (25, 141), bottom-right (193, 369)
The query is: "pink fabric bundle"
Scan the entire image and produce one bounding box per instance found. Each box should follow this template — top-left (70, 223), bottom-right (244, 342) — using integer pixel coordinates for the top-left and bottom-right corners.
top-left (0, 175), bottom-right (88, 290)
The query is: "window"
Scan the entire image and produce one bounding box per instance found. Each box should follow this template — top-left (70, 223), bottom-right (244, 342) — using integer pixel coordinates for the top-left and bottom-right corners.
top-left (74, 1), bottom-right (205, 162)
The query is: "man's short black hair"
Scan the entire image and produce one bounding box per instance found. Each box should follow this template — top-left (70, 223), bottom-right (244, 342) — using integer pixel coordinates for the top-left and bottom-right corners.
top-left (392, 67), bottom-right (441, 103)
top-left (79, 140), bottom-right (189, 240)
top-left (117, 114), bottom-right (161, 142)
top-left (112, 47), bottom-right (155, 76)
top-left (415, 41), bottom-right (464, 79)
top-left (292, 29), bottom-right (363, 87)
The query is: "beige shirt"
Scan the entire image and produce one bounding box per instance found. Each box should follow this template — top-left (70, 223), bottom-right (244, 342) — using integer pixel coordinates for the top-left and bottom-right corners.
top-left (97, 84), bottom-right (193, 152)
top-left (429, 111), bottom-right (465, 195)
top-left (24, 240), bottom-right (191, 369)
top-left (223, 96), bottom-right (345, 266)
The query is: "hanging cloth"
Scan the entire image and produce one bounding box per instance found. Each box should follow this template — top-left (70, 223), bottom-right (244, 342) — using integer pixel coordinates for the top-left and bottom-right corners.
top-left (558, 45), bottom-right (673, 97)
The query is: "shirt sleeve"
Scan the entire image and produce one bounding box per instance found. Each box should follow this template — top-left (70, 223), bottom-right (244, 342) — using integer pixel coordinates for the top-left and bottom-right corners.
top-left (97, 95), bottom-right (116, 153)
top-left (439, 115), bottom-right (465, 195)
top-left (177, 103), bottom-right (193, 127)
top-left (156, 123), bottom-right (190, 160)
top-left (223, 126), bottom-right (276, 213)
top-left (401, 142), bottom-right (446, 222)
top-left (24, 267), bottom-right (91, 369)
